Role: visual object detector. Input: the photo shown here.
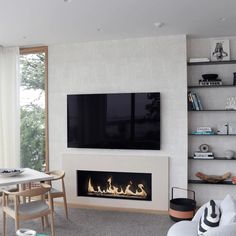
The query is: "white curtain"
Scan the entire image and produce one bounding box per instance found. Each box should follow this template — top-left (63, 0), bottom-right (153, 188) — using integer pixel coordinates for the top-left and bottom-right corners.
top-left (0, 47), bottom-right (20, 168)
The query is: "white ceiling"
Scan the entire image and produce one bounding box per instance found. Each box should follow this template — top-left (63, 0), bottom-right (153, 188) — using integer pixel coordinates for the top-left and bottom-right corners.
top-left (1, 0), bottom-right (236, 47)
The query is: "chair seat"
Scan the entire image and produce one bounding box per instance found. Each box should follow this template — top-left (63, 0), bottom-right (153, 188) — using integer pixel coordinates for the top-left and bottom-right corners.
top-left (8, 200), bottom-right (49, 216)
top-left (50, 187), bottom-right (63, 198)
top-left (51, 187), bottom-right (62, 194)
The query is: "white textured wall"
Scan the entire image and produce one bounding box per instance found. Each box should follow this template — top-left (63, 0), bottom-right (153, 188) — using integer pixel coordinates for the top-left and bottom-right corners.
top-left (187, 37), bottom-right (236, 205)
top-left (48, 35), bottom-right (188, 210)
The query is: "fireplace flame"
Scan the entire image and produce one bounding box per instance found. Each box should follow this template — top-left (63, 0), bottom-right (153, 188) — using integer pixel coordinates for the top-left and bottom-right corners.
top-left (88, 177), bottom-right (147, 198)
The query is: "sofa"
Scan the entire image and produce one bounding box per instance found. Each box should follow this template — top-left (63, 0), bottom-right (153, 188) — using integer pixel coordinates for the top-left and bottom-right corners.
top-left (167, 198), bottom-right (236, 236)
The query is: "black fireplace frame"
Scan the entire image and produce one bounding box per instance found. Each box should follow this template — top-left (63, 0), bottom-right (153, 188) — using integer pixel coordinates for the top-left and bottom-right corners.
top-left (77, 170), bottom-right (152, 201)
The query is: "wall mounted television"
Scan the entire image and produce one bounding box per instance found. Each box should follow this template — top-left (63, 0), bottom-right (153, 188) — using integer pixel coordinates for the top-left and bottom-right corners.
top-left (67, 92), bottom-right (160, 150)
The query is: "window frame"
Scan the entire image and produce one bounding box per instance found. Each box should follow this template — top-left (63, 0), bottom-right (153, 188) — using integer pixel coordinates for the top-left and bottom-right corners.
top-left (20, 46), bottom-right (49, 172)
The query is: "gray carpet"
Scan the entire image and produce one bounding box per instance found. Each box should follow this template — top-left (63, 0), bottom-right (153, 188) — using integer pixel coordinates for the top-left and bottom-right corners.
top-left (0, 207), bottom-right (173, 236)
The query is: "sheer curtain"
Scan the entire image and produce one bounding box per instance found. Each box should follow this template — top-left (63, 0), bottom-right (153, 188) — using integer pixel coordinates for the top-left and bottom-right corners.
top-left (0, 47), bottom-right (20, 168)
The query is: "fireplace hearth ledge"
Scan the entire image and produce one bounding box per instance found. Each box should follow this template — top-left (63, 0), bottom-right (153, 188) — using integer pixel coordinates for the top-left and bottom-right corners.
top-left (62, 153), bottom-right (169, 211)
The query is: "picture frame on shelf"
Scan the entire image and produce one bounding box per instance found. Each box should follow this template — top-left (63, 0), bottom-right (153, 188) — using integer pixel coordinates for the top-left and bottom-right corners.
top-left (211, 39), bottom-right (230, 61)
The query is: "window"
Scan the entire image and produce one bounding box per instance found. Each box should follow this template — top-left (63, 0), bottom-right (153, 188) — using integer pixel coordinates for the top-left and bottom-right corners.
top-left (19, 47), bottom-right (48, 171)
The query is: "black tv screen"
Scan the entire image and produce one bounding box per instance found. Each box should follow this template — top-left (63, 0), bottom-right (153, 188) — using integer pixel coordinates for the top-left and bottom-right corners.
top-left (67, 92), bottom-right (160, 150)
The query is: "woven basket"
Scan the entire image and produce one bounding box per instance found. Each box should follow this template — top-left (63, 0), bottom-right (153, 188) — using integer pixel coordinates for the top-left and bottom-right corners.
top-left (169, 187), bottom-right (196, 222)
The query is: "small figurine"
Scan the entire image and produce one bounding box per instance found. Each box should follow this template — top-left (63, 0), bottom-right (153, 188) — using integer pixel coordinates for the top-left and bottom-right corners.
top-left (212, 42), bottom-right (228, 61)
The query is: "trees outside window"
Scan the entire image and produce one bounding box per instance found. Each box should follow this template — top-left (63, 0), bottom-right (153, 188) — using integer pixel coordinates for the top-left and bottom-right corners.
top-left (20, 47), bottom-right (48, 171)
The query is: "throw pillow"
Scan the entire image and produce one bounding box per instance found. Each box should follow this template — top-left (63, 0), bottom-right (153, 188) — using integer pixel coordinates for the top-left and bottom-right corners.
top-left (198, 200), bottom-right (221, 235)
top-left (220, 194), bottom-right (236, 226)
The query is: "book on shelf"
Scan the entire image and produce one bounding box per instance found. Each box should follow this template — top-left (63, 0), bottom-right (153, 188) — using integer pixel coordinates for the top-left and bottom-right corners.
top-left (193, 156), bottom-right (214, 159)
top-left (188, 91), bottom-right (203, 111)
top-left (197, 127), bottom-right (212, 132)
top-left (189, 58), bottom-right (210, 63)
top-left (192, 131), bottom-right (215, 135)
top-left (195, 93), bottom-right (203, 110)
top-left (199, 80), bottom-right (223, 86)
top-left (194, 152), bottom-right (214, 156)
top-left (194, 152), bottom-right (214, 159)
top-left (188, 91), bottom-right (195, 110)
top-left (192, 93), bottom-right (200, 110)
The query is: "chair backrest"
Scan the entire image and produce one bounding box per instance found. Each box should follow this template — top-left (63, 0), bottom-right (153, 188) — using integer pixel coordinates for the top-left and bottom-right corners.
top-left (13, 183), bottom-right (51, 198)
top-left (47, 170), bottom-right (65, 181)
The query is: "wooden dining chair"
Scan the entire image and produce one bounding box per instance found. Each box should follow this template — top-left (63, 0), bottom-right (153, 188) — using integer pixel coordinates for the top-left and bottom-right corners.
top-left (2, 183), bottom-right (55, 236)
top-left (0, 185), bottom-right (19, 203)
top-left (46, 170), bottom-right (68, 219)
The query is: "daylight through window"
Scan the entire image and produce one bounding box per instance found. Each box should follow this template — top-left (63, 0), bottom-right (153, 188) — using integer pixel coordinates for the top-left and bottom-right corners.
top-left (19, 47), bottom-right (48, 171)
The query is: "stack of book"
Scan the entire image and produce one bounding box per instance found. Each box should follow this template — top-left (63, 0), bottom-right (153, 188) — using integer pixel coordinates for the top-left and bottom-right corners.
top-left (194, 152), bottom-right (214, 159)
top-left (199, 79), bottom-right (222, 86)
top-left (192, 127), bottom-right (215, 135)
top-left (188, 91), bottom-right (203, 111)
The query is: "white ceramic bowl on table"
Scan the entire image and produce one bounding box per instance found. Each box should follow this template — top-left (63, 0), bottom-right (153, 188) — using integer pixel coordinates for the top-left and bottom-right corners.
top-left (0, 168), bottom-right (24, 177)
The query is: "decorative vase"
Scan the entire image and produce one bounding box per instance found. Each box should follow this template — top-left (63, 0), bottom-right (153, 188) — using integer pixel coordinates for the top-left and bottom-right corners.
top-left (224, 150), bottom-right (235, 159)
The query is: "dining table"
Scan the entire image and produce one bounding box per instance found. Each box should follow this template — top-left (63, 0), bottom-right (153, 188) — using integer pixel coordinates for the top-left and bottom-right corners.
top-left (0, 168), bottom-right (53, 188)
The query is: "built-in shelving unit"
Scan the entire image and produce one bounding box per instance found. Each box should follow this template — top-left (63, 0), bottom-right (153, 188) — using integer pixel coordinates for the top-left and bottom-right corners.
top-left (187, 59), bottom-right (236, 189)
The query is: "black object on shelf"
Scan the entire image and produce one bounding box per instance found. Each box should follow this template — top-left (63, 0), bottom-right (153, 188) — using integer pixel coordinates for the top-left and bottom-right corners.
top-left (187, 60), bottom-right (236, 66)
top-left (233, 72), bottom-right (236, 85)
top-left (201, 74), bottom-right (218, 81)
top-left (188, 179), bottom-right (233, 185)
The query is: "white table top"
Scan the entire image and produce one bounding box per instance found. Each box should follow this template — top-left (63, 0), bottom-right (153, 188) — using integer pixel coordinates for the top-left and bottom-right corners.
top-left (0, 168), bottom-right (53, 187)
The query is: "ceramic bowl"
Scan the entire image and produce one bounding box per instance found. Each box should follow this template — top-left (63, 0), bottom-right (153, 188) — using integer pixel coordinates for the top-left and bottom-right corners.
top-left (16, 229), bottom-right (36, 236)
top-left (202, 74), bottom-right (218, 81)
top-left (0, 168), bottom-right (24, 177)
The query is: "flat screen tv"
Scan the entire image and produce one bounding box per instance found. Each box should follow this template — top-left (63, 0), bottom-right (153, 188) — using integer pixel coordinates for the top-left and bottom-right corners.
top-left (67, 92), bottom-right (160, 150)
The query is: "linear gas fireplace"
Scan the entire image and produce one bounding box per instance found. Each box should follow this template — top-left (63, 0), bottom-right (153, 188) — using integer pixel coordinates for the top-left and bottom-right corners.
top-left (77, 170), bottom-right (152, 201)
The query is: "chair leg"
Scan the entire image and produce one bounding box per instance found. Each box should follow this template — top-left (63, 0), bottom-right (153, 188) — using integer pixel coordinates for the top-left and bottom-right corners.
top-left (63, 195), bottom-right (68, 219)
top-left (41, 216), bottom-right (45, 230)
top-left (51, 198), bottom-right (54, 212)
top-left (50, 212), bottom-right (55, 236)
top-left (15, 218), bottom-right (19, 232)
top-left (3, 211), bottom-right (6, 236)
top-left (45, 215), bottom-right (49, 227)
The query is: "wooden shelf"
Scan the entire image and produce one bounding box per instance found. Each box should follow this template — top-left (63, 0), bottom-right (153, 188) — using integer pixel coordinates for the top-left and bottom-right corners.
top-left (188, 180), bottom-right (234, 185)
top-left (188, 85), bottom-right (236, 89)
top-left (188, 60), bottom-right (236, 66)
top-left (188, 157), bottom-right (236, 160)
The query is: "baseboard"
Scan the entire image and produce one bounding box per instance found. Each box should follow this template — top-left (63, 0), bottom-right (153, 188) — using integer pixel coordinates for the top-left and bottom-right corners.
top-left (54, 201), bottom-right (168, 215)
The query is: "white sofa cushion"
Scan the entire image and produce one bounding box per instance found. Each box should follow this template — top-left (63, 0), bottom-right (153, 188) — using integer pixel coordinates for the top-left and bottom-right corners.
top-left (220, 194), bottom-right (236, 226)
top-left (198, 200), bottom-right (221, 235)
top-left (167, 221), bottom-right (198, 236)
